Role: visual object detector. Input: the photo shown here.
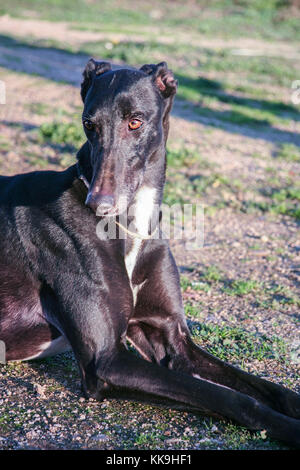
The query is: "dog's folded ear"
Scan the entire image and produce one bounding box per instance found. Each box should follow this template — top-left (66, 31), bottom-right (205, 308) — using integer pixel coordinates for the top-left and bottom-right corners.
top-left (81, 58), bottom-right (112, 102)
top-left (140, 62), bottom-right (177, 98)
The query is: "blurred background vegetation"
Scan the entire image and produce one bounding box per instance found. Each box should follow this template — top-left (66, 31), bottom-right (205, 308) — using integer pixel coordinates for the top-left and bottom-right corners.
top-left (1, 0), bottom-right (300, 40)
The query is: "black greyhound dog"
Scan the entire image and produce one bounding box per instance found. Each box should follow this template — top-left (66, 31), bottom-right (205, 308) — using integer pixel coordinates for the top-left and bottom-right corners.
top-left (0, 59), bottom-right (300, 447)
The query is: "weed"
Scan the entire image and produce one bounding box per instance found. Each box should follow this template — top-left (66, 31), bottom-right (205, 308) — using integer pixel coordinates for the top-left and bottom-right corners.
top-left (190, 322), bottom-right (287, 363)
top-left (166, 147), bottom-right (210, 169)
top-left (181, 276), bottom-right (211, 293)
top-left (185, 303), bottom-right (201, 319)
top-left (134, 431), bottom-right (162, 447)
top-left (0, 136), bottom-right (11, 152)
top-left (243, 192), bottom-right (300, 220)
top-left (26, 102), bottom-right (51, 116)
top-left (202, 265), bottom-right (223, 283)
top-left (223, 279), bottom-right (261, 296)
top-left (38, 121), bottom-right (84, 147)
top-left (276, 143), bottom-right (300, 162)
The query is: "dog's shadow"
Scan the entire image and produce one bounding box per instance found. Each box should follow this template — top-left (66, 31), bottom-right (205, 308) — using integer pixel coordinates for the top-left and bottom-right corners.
top-left (27, 342), bottom-right (143, 398)
top-left (28, 351), bottom-right (82, 397)
top-left (26, 324), bottom-right (203, 398)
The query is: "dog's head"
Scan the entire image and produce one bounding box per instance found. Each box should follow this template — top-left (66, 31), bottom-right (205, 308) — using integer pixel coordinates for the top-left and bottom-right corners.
top-left (77, 59), bottom-right (177, 215)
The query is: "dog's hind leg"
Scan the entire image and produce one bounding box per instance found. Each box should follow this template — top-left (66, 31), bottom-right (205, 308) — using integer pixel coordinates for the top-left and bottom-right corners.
top-left (126, 241), bottom-right (300, 421)
top-left (0, 265), bottom-right (70, 362)
top-left (97, 345), bottom-right (300, 447)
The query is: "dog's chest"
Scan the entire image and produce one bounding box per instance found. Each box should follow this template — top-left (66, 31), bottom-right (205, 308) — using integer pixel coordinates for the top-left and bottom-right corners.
top-left (124, 186), bottom-right (157, 299)
top-left (125, 238), bottom-right (143, 281)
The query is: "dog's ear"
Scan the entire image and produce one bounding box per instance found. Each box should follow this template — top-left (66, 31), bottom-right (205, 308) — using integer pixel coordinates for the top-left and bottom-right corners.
top-left (140, 61), bottom-right (177, 98)
top-left (81, 58), bottom-right (112, 102)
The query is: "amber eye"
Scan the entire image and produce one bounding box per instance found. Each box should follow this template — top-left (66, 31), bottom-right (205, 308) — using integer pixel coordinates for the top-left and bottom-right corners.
top-left (128, 119), bottom-right (142, 131)
top-left (83, 120), bottom-right (94, 131)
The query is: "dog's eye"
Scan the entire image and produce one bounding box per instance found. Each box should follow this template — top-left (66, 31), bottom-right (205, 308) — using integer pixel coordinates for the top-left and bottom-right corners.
top-left (128, 119), bottom-right (142, 131)
top-left (83, 120), bottom-right (94, 131)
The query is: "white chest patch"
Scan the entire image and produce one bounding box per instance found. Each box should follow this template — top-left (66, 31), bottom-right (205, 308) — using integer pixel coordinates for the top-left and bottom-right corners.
top-left (124, 185), bottom-right (157, 303)
top-left (125, 237), bottom-right (143, 281)
top-left (133, 185), bottom-right (158, 237)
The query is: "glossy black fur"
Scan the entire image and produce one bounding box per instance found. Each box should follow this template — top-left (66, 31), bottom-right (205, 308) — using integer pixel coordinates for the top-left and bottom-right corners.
top-left (0, 60), bottom-right (300, 447)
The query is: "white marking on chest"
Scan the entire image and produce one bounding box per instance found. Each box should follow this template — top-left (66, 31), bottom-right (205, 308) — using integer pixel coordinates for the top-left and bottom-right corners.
top-left (125, 186), bottom-right (157, 303)
top-left (125, 238), bottom-right (143, 281)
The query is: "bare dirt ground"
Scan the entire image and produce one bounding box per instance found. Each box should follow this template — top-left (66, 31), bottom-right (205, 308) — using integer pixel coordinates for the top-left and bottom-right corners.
top-left (0, 16), bottom-right (299, 450)
top-left (2, 15), bottom-right (300, 57)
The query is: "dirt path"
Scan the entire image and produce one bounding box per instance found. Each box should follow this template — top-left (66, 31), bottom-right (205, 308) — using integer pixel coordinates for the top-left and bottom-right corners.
top-left (1, 15), bottom-right (300, 58)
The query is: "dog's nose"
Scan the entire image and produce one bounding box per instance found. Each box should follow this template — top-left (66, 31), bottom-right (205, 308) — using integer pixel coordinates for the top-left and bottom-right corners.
top-left (97, 195), bottom-right (115, 215)
top-left (85, 193), bottom-right (115, 215)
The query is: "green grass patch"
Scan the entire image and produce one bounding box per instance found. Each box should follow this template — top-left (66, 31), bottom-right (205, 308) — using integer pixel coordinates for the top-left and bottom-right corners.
top-left (134, 431), bottom-right (163, 447)
top-left (185, 303), bottom-right (201, 319)
top-left (222, 279), bottom-right (261, 296)
top-left (164, 157), bottom-right (243, 214)
top-left (244, 183), bottom-right (300, 220)
top-left (24, 151), bottom-right (51, 169)
top-left (202, 265), bottom-right (223, 283)
top-left (190, 321), bottom-right (287, 363)
top-left (0, 136), bottom-right (12, 152)
top-left (180, 276), bottom-right (211, 293)
top-left (163, 172), bottom-right (193, 205)
top-left (272, 187), bottom-right (300, 202)
top-left (166, 147), bottom-right (210, 169)
top-left (37, 120), bottom-right (84, 147)
top-left (276, 143), bottom-right (300, 162)
top-left (266, 284), bottom-right (300, 306)
top-left (195, 102), bottom-right (291, 128)
top-left (1, 0), bottom-right (300, 42)
top-left (25, 102), bottom-right (52, 116)
top-left (163, 147), bottom-right (213, 205)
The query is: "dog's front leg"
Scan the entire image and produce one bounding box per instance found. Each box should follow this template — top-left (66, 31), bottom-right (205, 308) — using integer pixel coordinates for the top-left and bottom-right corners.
top-left (42, 267), bottom-right (134, 399)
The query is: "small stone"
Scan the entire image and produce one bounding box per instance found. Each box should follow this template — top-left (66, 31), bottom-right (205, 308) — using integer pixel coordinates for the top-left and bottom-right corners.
top-left (33, 383), bottom-right (46, 398)
top-left (90, 433), bottom-right (109, 443)
top-left (165, 438), bottom-right (183, 444)
top-left (260, 430), bottom-right (267, 439)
